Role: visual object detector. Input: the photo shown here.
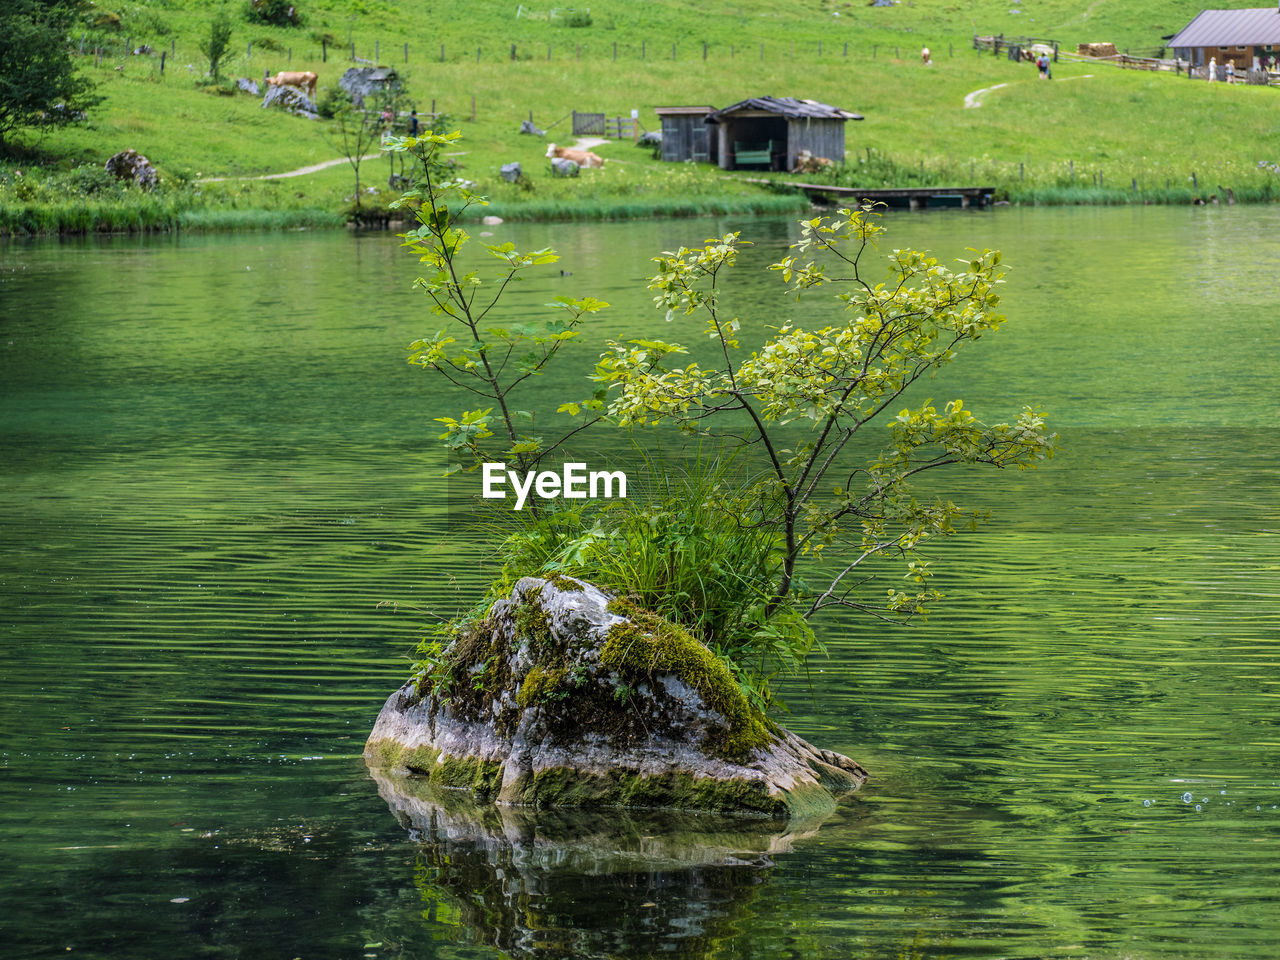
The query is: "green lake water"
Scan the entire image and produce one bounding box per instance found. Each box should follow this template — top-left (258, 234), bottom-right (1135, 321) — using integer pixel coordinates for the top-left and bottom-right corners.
top-left (2, 205), bottom-right (1279, 958)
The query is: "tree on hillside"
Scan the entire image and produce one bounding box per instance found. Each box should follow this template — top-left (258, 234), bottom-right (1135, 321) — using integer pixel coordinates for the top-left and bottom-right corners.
top-left (326, 86), bottom-right (409, 213)
top-left (199, 11), bottom-right (234, 82)
top-left (0, 0), bottom-right (101, 153)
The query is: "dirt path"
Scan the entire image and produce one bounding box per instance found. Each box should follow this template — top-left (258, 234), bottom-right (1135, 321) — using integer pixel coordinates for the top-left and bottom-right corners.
top-left (963, 73), bottom-right (1094, 108)
top-left (195, 154), bottom-right (382, 184)
top-left (963, 82), bottom-right (1010, 108)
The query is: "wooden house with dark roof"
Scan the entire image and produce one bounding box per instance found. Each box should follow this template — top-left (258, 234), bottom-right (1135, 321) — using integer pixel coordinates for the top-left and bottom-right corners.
top-left (707, 97), bottom-right (863, 172)
top-left (654, 105), bottom-right (718, 165)
top-left (1168, 7), bottom-right (1280, 67)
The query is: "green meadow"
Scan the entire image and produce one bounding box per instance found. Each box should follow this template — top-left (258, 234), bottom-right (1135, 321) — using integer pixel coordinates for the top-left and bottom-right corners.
top-left (4, 0), bottom-right (1280, 231)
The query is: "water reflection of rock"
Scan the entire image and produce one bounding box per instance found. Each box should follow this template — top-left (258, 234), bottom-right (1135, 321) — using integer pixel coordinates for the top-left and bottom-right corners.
top-left (371, 769), bottom-right (834, 958)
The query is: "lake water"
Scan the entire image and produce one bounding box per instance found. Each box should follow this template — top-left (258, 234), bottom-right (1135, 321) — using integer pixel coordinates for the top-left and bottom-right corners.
top-left (2, 205), bottom-right (1279, 959)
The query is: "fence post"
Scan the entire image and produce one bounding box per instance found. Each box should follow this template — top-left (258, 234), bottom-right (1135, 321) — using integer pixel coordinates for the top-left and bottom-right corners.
top-left (247, 41), bottom-right (252, 58)
top-left (672, 42), bottom-right (676, 59)
top-left (431, 98), bottom-right (436, 114)
top-left (322, 39), bottom-right (327, 61)
top-left (547, 44), bottom-right (551, 60)
top-left (844, 41), bottom-right (848, 57)
top-left (351, 41), bottom-right (356, 61)
top-left (642, 40), bottom-right (646, 59)
top-left (127, 36), bottom-right (131, 53)
top-left (289, 47), bottom-right (292, 62)
top-left (80, 33), bottom-right (85, 55)
top-left (160, 50), bottom-right (166, 73)
top-left (477, 47), bottom-right (481, 63)
top-left (171, 39), bottom-right (175, 57)
top-left (613, 40), bottom-right (617, 61)
top-left (471, 95), bottom-right (476, 121)
top-left (404, 43), bottom-right (408, 62)
top-left (576, 44), bottom-right (580, 61)
top-left (819, 40), bottom-right (822, 55)
top-left (1019, 161), bottom-right (1024, 180)
top-left (896, 46), bottom-right (900, 58)
top-left (703, 41), bottom-right (707, 60)
top-left (731, 44), bottom-right (734, 60)
top-left (759, 43), bottom-right (763, 60)
top-left (440, 44), bottom-right (445, 62)
top-left (1069, 159), bottom-right (1074, 181)
top-left (94, 47), bottom-right (100, 67)
top-left (511, 43), bottom-right (517, 60)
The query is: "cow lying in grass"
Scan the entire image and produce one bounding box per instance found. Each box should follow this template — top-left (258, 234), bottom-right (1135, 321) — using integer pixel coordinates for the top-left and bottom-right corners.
top-left (545, 143), bottom-right (604, 168)
top-left (266, 70), bottom-right (318, 99)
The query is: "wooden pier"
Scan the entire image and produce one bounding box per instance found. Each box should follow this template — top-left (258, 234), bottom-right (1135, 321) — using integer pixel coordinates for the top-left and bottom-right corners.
top-left (738, 178), bottom-right (996, 210)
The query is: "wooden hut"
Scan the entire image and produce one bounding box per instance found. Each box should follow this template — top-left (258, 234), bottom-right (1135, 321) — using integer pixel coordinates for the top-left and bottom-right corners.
top-left (706, 97), bottom-right (862, 172)
top-left (1167, 8), bottom-right (1280, 68)
top-left (654, 106), bottom-right (718, 164)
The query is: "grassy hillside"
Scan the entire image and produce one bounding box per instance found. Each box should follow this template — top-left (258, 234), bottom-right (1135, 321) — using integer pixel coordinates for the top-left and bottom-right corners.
top-left (3, 0), bottom-right (1280, 231)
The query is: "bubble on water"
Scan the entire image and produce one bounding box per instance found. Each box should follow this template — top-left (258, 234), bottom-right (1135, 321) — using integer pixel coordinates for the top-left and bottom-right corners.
top-left (1182, 792), bottom-right (1193, 803)
top-left (1258, 806), bottom-right (1262, 811)
top-left (1202, 797), bottom-right (1209, 803)
top-left (1220, 789), bottom-right (1227, 795)
top-left (1143, 799), bottom-right (1153, 807)
top-left (1195, 804), bottom-right (1203, 811)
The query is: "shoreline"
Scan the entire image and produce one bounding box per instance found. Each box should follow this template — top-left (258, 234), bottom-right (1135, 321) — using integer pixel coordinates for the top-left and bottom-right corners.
top-left (2, 187), bottom-right (1275, 238)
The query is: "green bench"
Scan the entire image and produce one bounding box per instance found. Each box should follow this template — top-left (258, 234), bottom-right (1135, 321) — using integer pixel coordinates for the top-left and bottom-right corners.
top-left (734, 140), bottom-right (778, 168)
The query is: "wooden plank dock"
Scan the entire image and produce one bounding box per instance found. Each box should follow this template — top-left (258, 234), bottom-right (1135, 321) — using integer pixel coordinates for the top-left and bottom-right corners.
top-left (737, 178), bottom-right (996, 210)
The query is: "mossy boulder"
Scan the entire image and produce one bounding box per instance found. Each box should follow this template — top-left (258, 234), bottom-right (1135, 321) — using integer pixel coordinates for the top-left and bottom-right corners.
top-left (365, 576), bottom-right (867, 818)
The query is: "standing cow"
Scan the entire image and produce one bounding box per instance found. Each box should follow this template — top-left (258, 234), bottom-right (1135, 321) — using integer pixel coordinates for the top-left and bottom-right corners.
top-left (266, 70), bottom-right (318, 99)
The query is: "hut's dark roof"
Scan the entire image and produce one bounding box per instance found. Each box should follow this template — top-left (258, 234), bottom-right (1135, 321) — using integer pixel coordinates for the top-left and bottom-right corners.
top-left (707, 97), bottom-right (863, 121)
top-left (1168, 8), bottom-right (1280, 47)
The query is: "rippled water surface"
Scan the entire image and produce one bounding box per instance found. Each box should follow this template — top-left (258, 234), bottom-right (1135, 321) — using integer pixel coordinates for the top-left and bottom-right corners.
top-left (2, 206), bottom-right (1279, 959)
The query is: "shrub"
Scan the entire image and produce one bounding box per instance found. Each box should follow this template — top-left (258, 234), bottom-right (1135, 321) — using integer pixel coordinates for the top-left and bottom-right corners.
top-left (245, 0), bottom-right (302, 27)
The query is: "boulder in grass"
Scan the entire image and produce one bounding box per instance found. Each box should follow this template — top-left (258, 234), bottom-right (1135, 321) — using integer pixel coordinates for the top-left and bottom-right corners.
top-left (104, 149), bottom-right (158, 189)
top-left (500, 161), bottom-right (522, 183)
top-left (365, 576), bottom-right (868, 818)
top-left (550, 156), bottom-right (579, 178)
top-left (262, 83), bottom-right (318, 119)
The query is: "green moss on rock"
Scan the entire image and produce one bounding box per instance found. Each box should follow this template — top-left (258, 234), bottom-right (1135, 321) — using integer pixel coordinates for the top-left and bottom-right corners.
top-left (603, 598), bottom-right (773, 760)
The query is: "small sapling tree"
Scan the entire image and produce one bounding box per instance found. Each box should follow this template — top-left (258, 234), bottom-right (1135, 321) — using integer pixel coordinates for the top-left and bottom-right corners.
top-left (385, 130), bottom-right (608, 472)
top-left (199, 11), bottom-right (235, 82)
top-left (590, 209), bottom-right (1057, 624)
top-left (391, 134), bottom-right (1057, 709)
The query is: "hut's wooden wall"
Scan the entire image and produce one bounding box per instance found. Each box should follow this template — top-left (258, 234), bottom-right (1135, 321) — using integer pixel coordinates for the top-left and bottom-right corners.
top-left (786, 118), bottom-right (846, 169)
top-left (660, 114), bottom-right (714, 163)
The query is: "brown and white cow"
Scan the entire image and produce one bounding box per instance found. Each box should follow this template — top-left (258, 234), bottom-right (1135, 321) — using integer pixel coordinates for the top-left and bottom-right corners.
top-left (545, 143), bottom-right (604, 168)
top-left (266, 70), bottom-right (318, 99)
